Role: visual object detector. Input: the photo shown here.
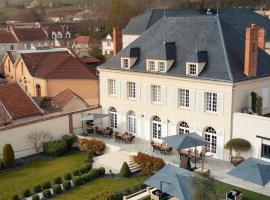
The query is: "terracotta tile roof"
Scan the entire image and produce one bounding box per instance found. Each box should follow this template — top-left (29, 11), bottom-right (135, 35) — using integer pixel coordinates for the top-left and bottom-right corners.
top-left (0, 83), bottom-right (42, 120)
top-left (0, 31), bottom-right (18, 43)
top-left (74, 36), bottom-right (92, 44)
top-left (20, 51), bottom-right (97, 79)
top-left (12, 27), bottom-right (48, 42)
top-left (51, 88), bottom-right (89, 109)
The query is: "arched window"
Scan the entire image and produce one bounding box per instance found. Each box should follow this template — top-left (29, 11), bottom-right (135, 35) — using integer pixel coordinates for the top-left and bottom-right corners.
top-left (204, 127), bottom-right (217, 153)
top-left (109, 107), bottom-right (117, 128)
top-left (66, 32), bottom-right (71, 38)
top-left (57, 32), bottom-right (63, 39)
top-left (179, 121), bottom-right (189, 134)
top-left (36, 84), bottom-right (41, 97)
top-left (52, 32), bottom-right (57, 39)
top-left (152, 116), bottom-right (161, 139)
top-left (128, 111), bottom-right (136, 134)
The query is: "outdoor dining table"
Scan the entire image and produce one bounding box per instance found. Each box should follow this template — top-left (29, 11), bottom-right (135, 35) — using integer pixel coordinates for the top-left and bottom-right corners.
top-left (119, 133), bottom-right (133, 143)
top-left (152, 143), bottom-right (171, 151)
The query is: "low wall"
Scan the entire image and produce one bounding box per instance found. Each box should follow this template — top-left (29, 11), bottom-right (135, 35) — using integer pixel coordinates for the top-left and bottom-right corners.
top-left (0, 107), bottom-right (101, 159)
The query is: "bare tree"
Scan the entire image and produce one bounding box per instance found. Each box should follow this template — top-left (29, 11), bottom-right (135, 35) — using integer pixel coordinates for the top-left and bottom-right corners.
top-left (27, 129), bottom-right (52, 152)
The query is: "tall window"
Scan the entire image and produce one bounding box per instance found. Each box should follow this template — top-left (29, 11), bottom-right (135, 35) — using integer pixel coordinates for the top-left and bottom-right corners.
top-left (206, 92), bottom-right (217, 112)
top-left (152, 116), bottom-right (161, 139)
top-left (152, 85), bottom-right (161, 103)
top-left (107, 39), bottom-right (111, 46)
top-left (149, 61), bottom-right (155, 71)
top-left (158, 62), bottom-right (165, 72)
top-left (261, 144), bottom-right (270, 159)
top-left (179, 89), bottom-right (189, 108)
top-left (128, 111), bottom-right (136, 134)
top-left (36, 84), bottom-right (41, 97)
top-left (189, 64), bottom-right (197, 75)
top-left (66, 32), bottom-right (71, 38)
top-left (204, 127), bottom-right (217, 153)
top-left (58, 32), bottom-right (63, 39)
top-left (108, 79), bottom-right (116, 95)
top-left (109, 107), bottom-right (117, 128)
top-left (179, 121), bottom-right (189, 134)
top-left (128, 82), bottom-right (136, 99)
top-left (122, 58), bottom-right (129, 68)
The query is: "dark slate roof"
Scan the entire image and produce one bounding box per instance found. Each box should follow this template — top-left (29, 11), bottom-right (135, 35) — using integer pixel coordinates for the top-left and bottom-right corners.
top-left (100, 9), bottom-right (270, 82)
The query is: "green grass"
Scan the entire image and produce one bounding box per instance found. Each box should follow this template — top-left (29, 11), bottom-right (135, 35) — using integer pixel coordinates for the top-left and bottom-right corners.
top-left (215, 181), bottom-right (270, 200)
top-left (53, 176), bottom-right (147, 200)
top-left (0, 151), bottom-right (85, 200)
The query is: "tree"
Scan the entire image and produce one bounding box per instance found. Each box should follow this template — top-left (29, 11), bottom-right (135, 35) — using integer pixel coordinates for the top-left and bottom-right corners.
top-left (193, 174), bottom-right (219, 200)
top-left (224, 138), bottom-right (251, 157)
top-left (256, 95), bottom-right (263, 115)
top-left (251, 91), bottom-right (257, 113)
top-left (27, 130), bottom-right (52, 152)
top-left (3, 144), bottom-right (15, 168)
top-left (120, 162), bottom-right (132, 177)
top-left (89, 47), bottom-right (105, 63)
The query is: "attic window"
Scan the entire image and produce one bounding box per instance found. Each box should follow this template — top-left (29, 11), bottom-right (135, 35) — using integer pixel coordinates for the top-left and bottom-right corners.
top-left (121, 58), bottom-right (130, 69)
top-left (158, 61), bottom-right (166, 72)
top-left (189, 64), bottom-right (197, 75)
top-left (149, 61), bottom-right (155, 71)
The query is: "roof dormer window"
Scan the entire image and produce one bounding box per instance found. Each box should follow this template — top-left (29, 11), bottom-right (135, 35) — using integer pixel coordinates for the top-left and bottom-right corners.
top-left (148, 60), bottom-right (155, 71)
top-left (158, 61), bottom-right (166, 72)
top-left (121, 58), bottom-right (130, 69)
top-left (186, 63), bottom-right (199, 76)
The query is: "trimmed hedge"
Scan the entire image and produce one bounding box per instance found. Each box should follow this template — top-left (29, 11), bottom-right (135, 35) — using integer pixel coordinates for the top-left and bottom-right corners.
top-left (22, 189), bottom-right (31, 198)
top-left (62, 134), bottom-right (77, 149)
top-left (52, 184), bottom-right (62, 195)
top-left (98, 167), bottom-right (105, 176)
top-left (33, 185), bottom-right (42, 193)
top-left (42, 181), bottom-right (51, 189)
top-left (43, 139), bottom-right (68, 157)
top-left (73, 176), bottom-right (84, 186)
top-left (53, 177), bottom-right (62, 184)
top-left (64, 173), bottom-right (72, 181)
top-left (42, 189), bottom-right (52, 198)
top-left (72, 169), bottom-right (80, 176)
top-left (32, 194), bottom-right (40, 200)
top-left (3, 144), bottom-right (15, 168)
top-left (63, 181), bottom-right (72, 191)
top-left (81, 173), bottom-right (93, 182)
top-left (120, 162), bottom-right (132, 177)
top-left (12, 195), bottom-right (19, 200)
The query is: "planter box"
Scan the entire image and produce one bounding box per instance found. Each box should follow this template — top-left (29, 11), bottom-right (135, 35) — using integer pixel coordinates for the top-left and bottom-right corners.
top-left (231, 156), bottom-right (244, 166)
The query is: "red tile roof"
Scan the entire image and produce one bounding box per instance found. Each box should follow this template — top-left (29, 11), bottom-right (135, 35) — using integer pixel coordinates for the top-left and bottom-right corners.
top-left (80, 57), bottom-right (100, 64)
top-left (0, 31), bottom-right (18, 43)
top-left (74, 36), bottom-right (92, 44)
top-left (52, 88), bottom-right (89, 109)
top-left (20, 51), bottom-right (97, 79)
top-left (13, 27), bottom-right (48, 42)
top-left (0, 83), bottom-right (42, 120)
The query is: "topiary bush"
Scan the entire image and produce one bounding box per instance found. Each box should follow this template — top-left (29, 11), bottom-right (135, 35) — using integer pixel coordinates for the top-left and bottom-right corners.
top-left (43, 139), bottom-right (68, 157)
top-left (42, 181), bottom-right (51, 190)
top-left (52, 184), bottom-right (62, 195)
top-left (73, 176), bottom-right (84, 186)
top-left (64, 173), bottom-right (72, 181)
top-left (85, 150), bottom-right (94, 164)
top-left (89, 168), bottom-right (100, 179)
top-left (53, 177), bottom-right (62, 184)
top-left (0, 159), bottom-right (4, 170)
top-left (72, 169), bottom-right (80, 176)
top-left (32, 194), bottom-right (40, 200)
top-left (63, 181), bottom-right (72, 191)
top-left (62, 134), bottom-right (77, 149)
top-left (42, 189), bottom-right (52, 198)
top-left (225, 138), bottom-right (251, 157)
top-left (33, 185), bottom-right (42, 193)
top-left (3, 144), bottom-right (15, 168)
top-left (120, 162), bottom-right (132, 177)
top-left (81, 173), bottom-right (94, 182)
top-left (98, 167), bottom-right (105, 176)
top-left (12, 195), bottom-right (19, 200)
top-left (85, 163), bottom-right (92, 171)
top-left (22, 189), bottom-right (31, 198)
top-left (80, 166), bottom-right (90, 174)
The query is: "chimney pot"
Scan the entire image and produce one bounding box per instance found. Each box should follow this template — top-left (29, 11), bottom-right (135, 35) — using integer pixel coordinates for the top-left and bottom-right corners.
top-left (113, 27), bottom-right (122, 56)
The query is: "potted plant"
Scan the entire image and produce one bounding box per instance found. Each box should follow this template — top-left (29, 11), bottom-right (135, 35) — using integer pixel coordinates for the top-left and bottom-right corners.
top-left (224, 138), bottom-right (251, 166)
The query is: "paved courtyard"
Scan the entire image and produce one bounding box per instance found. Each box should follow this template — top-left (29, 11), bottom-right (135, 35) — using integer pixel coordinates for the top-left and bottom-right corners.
top-left (81, 134), bottom-right (270, 196)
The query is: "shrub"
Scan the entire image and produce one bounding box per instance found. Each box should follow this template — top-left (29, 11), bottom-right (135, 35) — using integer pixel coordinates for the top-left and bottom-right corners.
top-left (72, 169), bottom-right (80, 176)
top-left (98, 167), bottom-right (106, 176)
top-left (85, 163), bottom-right (92, 171)
top-left (256, 95), bottom-right (263, 115)
top-left (43, 139), bottom-right (68, 157)
top-left (78, 138), bottom-right (106, 155)
top-left (81, 173), bottom-right (94, 182)
top-left (133, 152), bottom-right (165, 175)
top-left (64, 173), bottom-right (72, 180)
top-left (63, 181), bottom-right (72, 191)
top-left (251, 91), bottom-right (257, 113)
top-left (22, 189), bottom-right (31, 198)
top-left (80, 166), bottom-right (89, 174)
top-left (12, 195), bottom-right (19, 200)
top-left (73, 176), bottom-right (84, 186)
top-left (53, 177), bottom-right (62, 184)
top-left (85, 150), bottom-right (94, 164)
top-left (120, 162), bottom-right (132, 177)
top-left (42, 189), bottom-right (52, 198)
top-left (42, 181), bottom-right (51, 189)
top-left (62, 134), bottom-right (77, 149)
top-left (3, 144), bottom-right (15, 168)
top-left (225, 138), bottom-right (251, 157)
top-left (0, 159), bottom-right (4, 170)
top-left (33, 185), bottom-right (42, 193)
top-left (89, 168), bottom-right (100, 178)
top-left (52, 184), bottom-right (62, 195)
top-left (32, 194), bottom-right (40, 200)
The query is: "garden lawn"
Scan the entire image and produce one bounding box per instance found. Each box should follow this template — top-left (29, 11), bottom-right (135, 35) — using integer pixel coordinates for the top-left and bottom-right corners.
top-left (0, 151), bottom-right (85, 200)
top-left (215, 181), bottom-right (270, 200)
top-left (53, 176), bottom-right (147, 200)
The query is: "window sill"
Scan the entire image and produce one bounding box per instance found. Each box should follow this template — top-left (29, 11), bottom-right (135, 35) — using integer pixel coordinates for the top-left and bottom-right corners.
top-left (205, 111), bottom-right (218, 115)
top-left (152, 101), bottom-right (162, 105)
top-left (109, 94), bottom-right (118, 98)
top-left (128, 97), bottom-right (137, 101)
top-left (179, 106), bottom-right (191, 110)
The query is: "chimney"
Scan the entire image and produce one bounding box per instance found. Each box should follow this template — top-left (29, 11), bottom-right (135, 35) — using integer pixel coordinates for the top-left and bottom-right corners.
top-left (113, 27), bottom-right (122, 56)
top-left (244, 24), bottom-right (260, 77)
top-left (258, 27), bottom-right (266, 49)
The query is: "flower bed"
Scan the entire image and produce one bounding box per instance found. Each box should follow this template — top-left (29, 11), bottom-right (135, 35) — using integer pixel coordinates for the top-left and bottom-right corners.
top-left (78, 138), bottom-right (106, 156)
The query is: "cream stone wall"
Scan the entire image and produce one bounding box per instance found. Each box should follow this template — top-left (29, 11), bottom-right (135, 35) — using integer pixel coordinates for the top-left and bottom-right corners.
top-left (3, 55), bottom-right (15, 81)
top-left (99, 69), bottom-right (234, 160)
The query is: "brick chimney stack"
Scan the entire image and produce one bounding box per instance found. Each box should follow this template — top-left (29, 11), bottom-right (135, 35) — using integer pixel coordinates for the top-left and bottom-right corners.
top-left (244, 24), bottom-right (266, 77)
top-left (113, 27), bottom-right (122, 56)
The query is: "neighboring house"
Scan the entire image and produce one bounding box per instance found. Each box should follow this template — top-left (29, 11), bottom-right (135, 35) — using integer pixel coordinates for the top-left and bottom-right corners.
top-left (2, 48), bottom-right (99, 105)
top-left (0, 82), bottom-right (42, 126)
top-left (98, 8), bottom-right (270, 161)
top-left (45, 10), bottom-right (80, 22)
top-left (102, 34), bottom-right (114, 55)
top-left (73, 9), bottom-right (92, 21)
top-left (72, 35), bottom-right (98, 57)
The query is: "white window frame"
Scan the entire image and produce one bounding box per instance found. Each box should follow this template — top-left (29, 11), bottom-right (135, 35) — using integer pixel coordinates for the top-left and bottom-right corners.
top-left (109, 107), bottom-right (117, 129)
top-left (204, 127), bottom-right (217, 154)
top-left (179, 89), bottom-right (190, 108)
top-left (121, 58), bottom-right (130, 69)
top-left (66, 32), bottom-right (71, 38)
top-left (152, 85), bottom-right (161, 103)
top-left (179, 121), bottom-right (189, 134)
top-left (128, 111), bottom-right (136, 134)
top-left (52, 32), bottom-right (57, 39)
top-left (186, 62), bottom-right (198, 76)
top-left (128, 82), bottom-right (136, 99)
top-left (152, 116), bottom-right (162, 139)
top-left (206, 92), bottom-right (217, 112)
top-left (148, 60), bottom-right (156, 71)
top-left (158, 61), bottom-right (166, 72)
top-left (57, 32), bottom-right (63, 39)
top-left (108, 79), bottom-right (116, 96)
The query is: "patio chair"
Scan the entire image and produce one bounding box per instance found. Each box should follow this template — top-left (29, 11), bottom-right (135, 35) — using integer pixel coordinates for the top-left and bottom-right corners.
top-left (226, 189), bottom-right (242, 200)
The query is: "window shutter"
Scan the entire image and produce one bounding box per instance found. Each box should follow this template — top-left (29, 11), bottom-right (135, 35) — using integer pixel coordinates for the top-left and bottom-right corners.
top-left (171, 87), bottom-right (178, 107)
top-left (216, 129), bottom-right (224, 160)
top-left (144, 84), bottom-right (151, 103)
top-left (136, 83), bottom-right (141, 101)
top-left (116, 80), bottom-right (121, 97)
top-left (217, 93), bottom-right (224, 115)
top-left (121, 80), bottom-right (126, 98)
top-left (190, 89), bottom-right (196, 111)
top-left (161, 86), bottom-right (167, 105)
top-left (196, 91), bottom-right (205, 112)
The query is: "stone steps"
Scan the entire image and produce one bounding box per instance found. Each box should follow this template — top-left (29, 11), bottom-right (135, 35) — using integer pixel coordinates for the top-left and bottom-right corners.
top-left (128, 155), bottom-right (142, 174)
